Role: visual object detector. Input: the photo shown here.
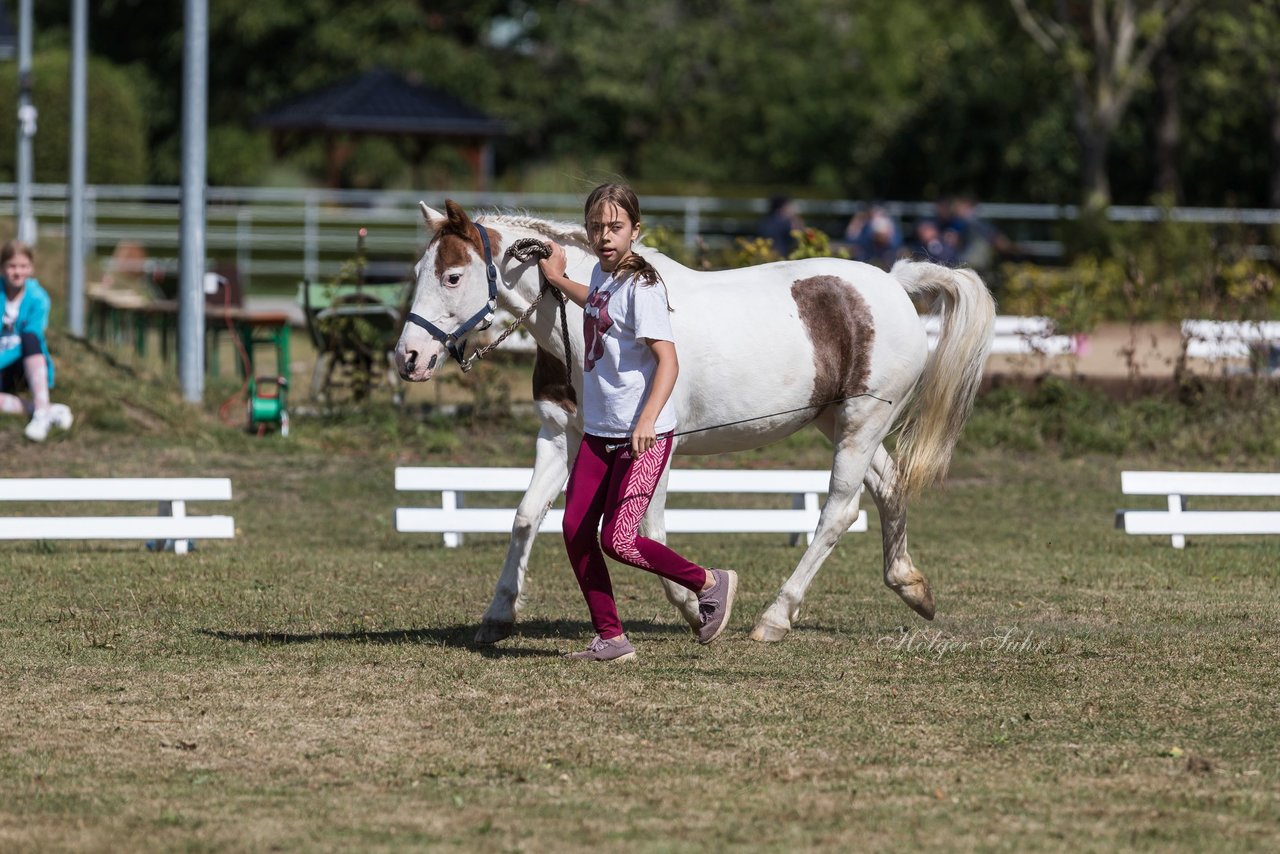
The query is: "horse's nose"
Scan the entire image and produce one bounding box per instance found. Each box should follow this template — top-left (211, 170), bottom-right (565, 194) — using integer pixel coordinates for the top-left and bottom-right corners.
top-left (402, 349), bottom-right (419, 376)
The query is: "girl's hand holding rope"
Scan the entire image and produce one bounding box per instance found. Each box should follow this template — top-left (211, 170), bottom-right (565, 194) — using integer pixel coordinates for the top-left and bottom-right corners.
top-left (537, 242), bottom-right (568, 283)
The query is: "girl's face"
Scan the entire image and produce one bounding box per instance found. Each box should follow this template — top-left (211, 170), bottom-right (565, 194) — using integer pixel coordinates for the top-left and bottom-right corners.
top-left (3, 253), bottom-right (33, 291)
top-left (586, 202), bottom-right (640, 272)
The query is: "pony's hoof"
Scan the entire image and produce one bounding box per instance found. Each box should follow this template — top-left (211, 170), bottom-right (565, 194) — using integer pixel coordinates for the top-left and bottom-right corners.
top-left (749, 622), bottom-right (790, 643)
top-left (474, 620), bottom-right (514, 644)
top-left (894, 582), bottom-right (936, 621)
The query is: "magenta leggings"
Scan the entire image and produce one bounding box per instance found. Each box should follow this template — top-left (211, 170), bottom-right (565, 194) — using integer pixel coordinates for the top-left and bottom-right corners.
top-left (563, 433), bottom-right (707, 639)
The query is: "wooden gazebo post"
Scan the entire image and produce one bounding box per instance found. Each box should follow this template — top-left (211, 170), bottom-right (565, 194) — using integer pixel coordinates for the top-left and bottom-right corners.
top-left (459, 139), bottom-right (495, 191)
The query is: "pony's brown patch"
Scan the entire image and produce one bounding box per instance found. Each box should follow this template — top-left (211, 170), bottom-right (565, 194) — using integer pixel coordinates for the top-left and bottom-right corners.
top-left (532, 346), bottom-right (577, 414)
top-left (433, 233), bottom-right (478, 278)
top-left (432, 200), bottom-right (502, 278)
top-left (791, 275), bottom-right (875, 408)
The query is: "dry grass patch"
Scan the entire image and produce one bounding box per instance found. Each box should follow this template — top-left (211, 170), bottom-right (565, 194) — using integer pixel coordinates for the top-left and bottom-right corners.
top-left (0, 403), bottom-right (1278, 850)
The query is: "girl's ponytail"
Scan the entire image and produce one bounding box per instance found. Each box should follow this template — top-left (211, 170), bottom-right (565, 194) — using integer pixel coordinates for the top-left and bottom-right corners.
top-left (616, 254), bottom-right (673, 311)
top-left (612, 253), bottom-right (662, 289)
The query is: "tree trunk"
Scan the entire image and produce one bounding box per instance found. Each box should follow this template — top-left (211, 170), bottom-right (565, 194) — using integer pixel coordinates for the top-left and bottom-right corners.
top-left (1154, 47), bottom-right (1182, 203)
top-left (1079, 124), bottom-right (1111, 212)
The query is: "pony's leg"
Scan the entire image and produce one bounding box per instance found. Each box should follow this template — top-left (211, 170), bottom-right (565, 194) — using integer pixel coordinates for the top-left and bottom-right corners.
top-left (475, 409), bottom-right (578, 644)
top-left (751, 407), bottom-right (884, 642)
top-left (639, 437), bottom-right (702, 631)
top-left (865, 445), bottom-right (935, 620)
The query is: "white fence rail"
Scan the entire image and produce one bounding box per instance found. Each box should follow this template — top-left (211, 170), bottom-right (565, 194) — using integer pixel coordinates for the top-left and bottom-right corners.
top-left (923, 314), bottom-right (1082, 356)
top-left (0, 477), bottom-right (235, 554)
top-left (8, 183), bottom-right (1280, 294)
top-left (1116, 470), bottom-right (1280, 548)
top-left (394, 466), bottom-right (866, 547)
top-left (1182, 319), bottom-right (1280, 361)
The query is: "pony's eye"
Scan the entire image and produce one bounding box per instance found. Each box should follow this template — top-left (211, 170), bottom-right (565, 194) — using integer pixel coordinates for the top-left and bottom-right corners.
top-left (447, 273), bottom-right (462, 286)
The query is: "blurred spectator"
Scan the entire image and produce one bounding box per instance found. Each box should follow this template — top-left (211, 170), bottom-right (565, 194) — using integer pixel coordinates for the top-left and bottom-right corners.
top-left (758, 195), bottom-right (803, 257)
top-left (845, 204), bottom-right (903, 271)
top-left (910, 218), bottom-right (958, 266)
top-left (940, 196), bottom-right (1015, 271)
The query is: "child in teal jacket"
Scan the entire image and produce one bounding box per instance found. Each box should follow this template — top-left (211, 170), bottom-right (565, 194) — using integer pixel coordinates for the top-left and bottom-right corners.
top-left (1, 240), bottom-right (73, 441)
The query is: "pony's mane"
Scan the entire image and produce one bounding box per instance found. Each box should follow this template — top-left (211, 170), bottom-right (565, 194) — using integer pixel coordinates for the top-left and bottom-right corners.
top-left (484, 212), bottom-right (591, 250)
top-left (479, 210), bottom-right (670, 264)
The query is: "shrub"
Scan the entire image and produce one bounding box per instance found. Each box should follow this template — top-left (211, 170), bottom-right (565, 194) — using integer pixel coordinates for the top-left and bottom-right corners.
top-left (1000, 204), bottom-right (1278, 332)
top-left (206, 126), bottom-right (273, 187)
top-left (964, 377), bottom-right (1280, 459)
top-left (646, 224), bottom-right (850, 271)
top-left (0, 50), bottom-right (147, 184)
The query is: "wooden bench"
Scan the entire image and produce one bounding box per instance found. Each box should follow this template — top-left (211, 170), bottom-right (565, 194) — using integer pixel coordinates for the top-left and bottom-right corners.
top-left (923, 314), bottom-right (1082, 356)
top-left (1181, 319), bottom-right (1280, 371)
top-left (0, 478), bottom-right (235, 554)
top-left (1116, 470), bottom-right (1280, 549)
top-left (395, 467), bottom-right (867, 547)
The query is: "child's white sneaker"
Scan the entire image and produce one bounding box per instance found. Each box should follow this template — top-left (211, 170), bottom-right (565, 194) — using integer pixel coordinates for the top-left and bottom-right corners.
top-left (24, 409), bottom-right (53, 442)
top-left (50, 403), bottom-right (74, 431)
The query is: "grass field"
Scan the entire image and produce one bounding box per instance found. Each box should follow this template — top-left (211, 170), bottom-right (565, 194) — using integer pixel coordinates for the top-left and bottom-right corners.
top-left (1, 345), bottom-right (1278, 851)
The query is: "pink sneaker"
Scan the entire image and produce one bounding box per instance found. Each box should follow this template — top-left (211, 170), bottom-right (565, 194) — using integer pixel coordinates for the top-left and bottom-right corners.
top-left (565, 634), bottom-right (637, 663)
top-left (697, 569), bottom-right (738, 645)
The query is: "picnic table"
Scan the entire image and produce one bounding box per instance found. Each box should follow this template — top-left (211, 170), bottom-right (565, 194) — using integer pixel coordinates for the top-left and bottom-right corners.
top-left (86, 285), bottom-right (291, 385)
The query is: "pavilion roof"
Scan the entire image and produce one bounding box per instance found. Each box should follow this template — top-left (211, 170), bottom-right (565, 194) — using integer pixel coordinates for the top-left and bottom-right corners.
top-left (254, 68), bottom-right (506, 138)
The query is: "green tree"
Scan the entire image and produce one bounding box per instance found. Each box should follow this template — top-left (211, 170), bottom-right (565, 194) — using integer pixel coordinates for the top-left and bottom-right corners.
top-left (1009, 0), bottom-right (1200, 210)
top-left (873, 0), bottom-right (1079, 203)
top-left (1197, 0), bottom-right (1280, 207)
top-left (53, 0), bottom-right (517, 185)
top-left (0, 49), bottom-right (146, 184)
top-left (20, 0), bottom-right (1274, 208)
top-left (517, 0), bottom-right (956, 194)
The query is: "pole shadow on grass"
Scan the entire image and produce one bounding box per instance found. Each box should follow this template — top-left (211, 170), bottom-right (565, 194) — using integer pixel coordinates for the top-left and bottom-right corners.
top-left (198, 618), bottom-right (689, 658)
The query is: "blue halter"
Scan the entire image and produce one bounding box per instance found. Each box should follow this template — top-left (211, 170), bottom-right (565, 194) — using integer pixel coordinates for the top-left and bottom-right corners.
top-left (405, 222), bottom-right (499, 366)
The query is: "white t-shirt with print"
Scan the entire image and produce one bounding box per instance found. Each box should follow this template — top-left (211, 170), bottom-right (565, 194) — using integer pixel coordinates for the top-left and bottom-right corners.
top-left (0, 290), bottom-right (23, 352)
top-left (581, 265), bottom-right (678, 439)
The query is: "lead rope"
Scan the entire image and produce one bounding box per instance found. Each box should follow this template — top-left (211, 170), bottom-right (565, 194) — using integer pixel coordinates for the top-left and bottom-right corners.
top-left (459, 237), bottom-right (573, 391)
top-left (603, 392), bottom-right (896, 452)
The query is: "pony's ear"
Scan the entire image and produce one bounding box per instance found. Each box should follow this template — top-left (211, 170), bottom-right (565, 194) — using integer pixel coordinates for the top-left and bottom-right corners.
top-left (420, 202), bottom-right (445, 229)
top-left (443, 199), bottom-right (473, 235)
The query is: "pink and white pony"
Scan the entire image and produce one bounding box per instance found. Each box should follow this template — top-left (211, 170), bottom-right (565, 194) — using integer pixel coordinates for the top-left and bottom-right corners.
top-left (396, 201), bottom-right (995, 643)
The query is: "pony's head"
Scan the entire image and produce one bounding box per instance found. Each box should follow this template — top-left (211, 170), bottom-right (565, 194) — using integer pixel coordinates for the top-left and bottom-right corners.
top-left (395, 200), bottom-right (503, 382)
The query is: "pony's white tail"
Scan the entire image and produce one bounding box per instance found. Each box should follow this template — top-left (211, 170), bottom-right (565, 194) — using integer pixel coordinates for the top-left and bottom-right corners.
top-left (890, 260), bottom-right (996, 499)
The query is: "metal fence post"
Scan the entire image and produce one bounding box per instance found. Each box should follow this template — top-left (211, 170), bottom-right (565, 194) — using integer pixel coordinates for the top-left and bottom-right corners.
top-left (85, 186), bottom-right (97, 267)
top-left (237, 205), bottom-right (252, 291)
top-left (683, 197), bottom-right (700, 249)
top-left (15, 0), bottom-right (36, 244)
top-left (66, 0), bottom-right (89, 337)
top-left (178, 0), bottom-right (208, 403)
top-left (304, 193), bottom-right (319, 283)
